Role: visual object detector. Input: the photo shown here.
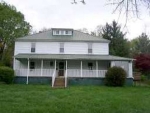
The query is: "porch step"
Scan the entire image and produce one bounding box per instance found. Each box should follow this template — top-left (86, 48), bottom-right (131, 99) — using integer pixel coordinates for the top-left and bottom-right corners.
top-left (54, 77), bottom-right (65, 88)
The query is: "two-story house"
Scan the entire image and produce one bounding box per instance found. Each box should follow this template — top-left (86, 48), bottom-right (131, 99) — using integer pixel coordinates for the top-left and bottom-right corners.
top-left (14, 28), bottom-right (133, 87)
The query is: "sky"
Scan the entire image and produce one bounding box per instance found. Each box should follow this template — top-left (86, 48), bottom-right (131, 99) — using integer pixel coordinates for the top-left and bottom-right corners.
top-left (3, 0), bottom-right (150, 40)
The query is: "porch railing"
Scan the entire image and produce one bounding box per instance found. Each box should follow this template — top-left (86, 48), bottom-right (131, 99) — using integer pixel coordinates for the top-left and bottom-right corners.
top-left (67, 69), bottom-right (107, 77)
top-left (15, 69), bottom-right (54, 76)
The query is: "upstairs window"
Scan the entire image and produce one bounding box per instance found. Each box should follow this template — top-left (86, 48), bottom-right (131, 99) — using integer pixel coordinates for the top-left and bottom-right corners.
top-left (30, 62), bottom-right (35, 70)
top-left (65, 30), bottom-right (68, 34)
top-left (88, 43), bottom-right (92, 54)
top-left (31, 43), bottom-right (36, 53)
top-left (60, 43), bottom-right (64, 53)
top-left (88, 63), bottom-right (93, 70)
top-left (56, 30), bottom-right (59, 35)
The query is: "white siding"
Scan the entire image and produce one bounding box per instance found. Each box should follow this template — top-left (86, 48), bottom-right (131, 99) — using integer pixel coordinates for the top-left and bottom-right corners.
top-left (65, 42), bottom-right (88, 54)
top-left (15, 42), bottom-right (109, 55)
top-left (93, 43), bottom-right (108, 55)
top-left (14, 42), bottom-right (31, 55)
top-left (36, 42), bottom-right (59, 54)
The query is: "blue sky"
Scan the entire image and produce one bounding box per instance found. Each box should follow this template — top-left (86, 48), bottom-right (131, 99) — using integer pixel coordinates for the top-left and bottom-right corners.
top-left (3, 0), bottom-right (150, 40)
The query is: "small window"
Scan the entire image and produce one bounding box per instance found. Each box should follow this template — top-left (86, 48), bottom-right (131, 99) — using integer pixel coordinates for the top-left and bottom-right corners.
top-left (88, 43), bottom-right (92, 54)
top-left (50, 62), bottom-right (53, 66)
top-left (88, 63), bottom-right (93, 70)
top-left (65, 31), bottom-right (68, 34)
top-left (60, 43), bottom-right (64, 53)
top-left (56, 30), bottom-right (59, 35)
top-left (30, 62), bottom-right (35, 69)
top-left (31, 43), bottom-right (36, 53)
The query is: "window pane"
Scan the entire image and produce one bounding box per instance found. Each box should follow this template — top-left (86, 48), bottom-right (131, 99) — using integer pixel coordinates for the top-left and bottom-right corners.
top-left (88, 43), bottom-right (92, 49)
top-left (88, 49), bottom-right (92, 53)
top-left (60, 48), bottom-right (64, 53)
top-left (31, 43), bottom-right (36, 53)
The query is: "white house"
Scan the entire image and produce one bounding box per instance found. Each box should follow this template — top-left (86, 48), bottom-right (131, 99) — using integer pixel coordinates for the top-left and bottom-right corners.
top-left (14, 28), bottom-right (133, 87)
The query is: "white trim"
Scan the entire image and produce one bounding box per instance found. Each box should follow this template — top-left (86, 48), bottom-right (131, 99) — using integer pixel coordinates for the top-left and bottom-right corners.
top-left (81, 61), bottom-right (82, 77)
top-left (96, 61), bottom-right (98, 77)
top-left (40, 59), bottom-right (43, 76)
top-left (129, 61), bottom-right (133, 78)
top-left (27, 58), bottom-right (30, 84)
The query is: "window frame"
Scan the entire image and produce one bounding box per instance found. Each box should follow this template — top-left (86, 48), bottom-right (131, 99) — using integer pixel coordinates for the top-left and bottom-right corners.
top-left (31, 43), bottom-right (36, 53)
top-left (88, 43), bottom-right (93, 54)
top-left (60, 43), bottom-right (64, 53)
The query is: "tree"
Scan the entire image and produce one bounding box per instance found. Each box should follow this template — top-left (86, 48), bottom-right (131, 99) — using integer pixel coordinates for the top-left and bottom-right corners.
top-left (102, 20), bottom-right (130, 57)
top-left (135, 54), bottom-right (150, 75)
top-left (0, 1), bottom-right (31, 61)
top-left (130, 33), bottom-right (150, 57)
top-left (77, 28), bottom-right (89, 34)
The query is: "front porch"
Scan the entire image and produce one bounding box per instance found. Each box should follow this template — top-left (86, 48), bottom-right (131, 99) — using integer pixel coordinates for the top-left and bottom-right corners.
top-left (14, 58), bottom-right (133, 87)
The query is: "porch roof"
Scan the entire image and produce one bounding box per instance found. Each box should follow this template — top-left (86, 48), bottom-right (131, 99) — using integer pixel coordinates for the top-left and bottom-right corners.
top-left (14, 54), bottom-right (133, 61)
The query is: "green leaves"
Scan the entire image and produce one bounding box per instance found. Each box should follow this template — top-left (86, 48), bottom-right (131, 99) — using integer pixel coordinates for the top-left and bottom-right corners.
top-left (102, 21), bottom-right (130, 57)
top-left (0, 1), bottom-right (31, 63)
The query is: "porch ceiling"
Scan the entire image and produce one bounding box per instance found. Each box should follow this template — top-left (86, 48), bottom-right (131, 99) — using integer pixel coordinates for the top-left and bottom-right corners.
top-left (14, 54), bottom-right (133, 61)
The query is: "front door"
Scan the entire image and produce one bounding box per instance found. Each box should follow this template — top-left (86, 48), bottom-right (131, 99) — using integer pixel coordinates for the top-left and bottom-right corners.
top-left (58, 62), bottom-right (64, 76)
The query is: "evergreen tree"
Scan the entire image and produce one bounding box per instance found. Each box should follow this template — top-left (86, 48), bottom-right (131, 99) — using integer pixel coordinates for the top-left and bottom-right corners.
top-left (102, 21), bottom-right (129, 57)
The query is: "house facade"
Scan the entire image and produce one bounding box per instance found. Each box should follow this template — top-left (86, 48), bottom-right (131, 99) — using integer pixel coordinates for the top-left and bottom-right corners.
top-left (14, 28), bottom-right (133, 87)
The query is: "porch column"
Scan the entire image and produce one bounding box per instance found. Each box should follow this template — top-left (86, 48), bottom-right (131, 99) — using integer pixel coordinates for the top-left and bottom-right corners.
top-left (96, 61), bottom-right (98, 77)
top-left (40, 59), bottom-right (43, 76)
top-left (27, 58), bottom-right (30, 84)
top-left (13, 57), bottom-right (16, 70)
top-left (80, 61), bottom-right (82, 77)
top-left (129, 61), bottom-right (133, 78)
top-left (110, 61), bottom-right (115, 67)
top-left (66, 60), bottom-right (67, 75)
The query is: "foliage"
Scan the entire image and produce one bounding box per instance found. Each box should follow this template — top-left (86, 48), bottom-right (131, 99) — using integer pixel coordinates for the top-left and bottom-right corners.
top-left (130, 33), bottom-right (150, 57)
top-left (0, 1), bottom-right (31, 61)
top-left (0, 66), bottom-right (14, 84)
top-left (105, 66), bottom-right (126, 86)
top-left (134, 54), bottom-right (150, 75)
top-left (102, 20), bottom-right (130, 57)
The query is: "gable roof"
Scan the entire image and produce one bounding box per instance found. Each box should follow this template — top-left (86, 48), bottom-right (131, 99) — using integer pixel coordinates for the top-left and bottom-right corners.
top-left (16, 29), bottom-right (110, 43)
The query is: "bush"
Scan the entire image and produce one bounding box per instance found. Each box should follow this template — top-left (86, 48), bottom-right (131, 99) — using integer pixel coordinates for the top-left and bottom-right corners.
top-left (105, 66), bottom-right (126, 86)
top-left (0, 66), bottom-right (15, 84)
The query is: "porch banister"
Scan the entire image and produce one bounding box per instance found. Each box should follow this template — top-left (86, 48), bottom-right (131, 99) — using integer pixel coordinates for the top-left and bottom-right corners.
top-left (41, 59), bottom-right (43, 76)
top-left (96, 61), bottom-right (98, 77)
top-left (27, 58), bottom-right (30, 84)
top-left (81, 61), bottom-right (82, 77)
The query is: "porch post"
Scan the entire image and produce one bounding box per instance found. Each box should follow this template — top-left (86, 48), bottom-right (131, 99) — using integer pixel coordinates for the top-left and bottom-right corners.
top-left (66, 60), bottom-right (67, 74)
top-left (129, 61), bottom-right (133, 78)
top-left (81, 61), bottom-right (82, 77)
top-left (13, 57), bottom-right (16, 70)
top-left (41, 59), bottom-right (43, 76)
top-left (27, 58), bottom-right (30, 84)
top-left (110, 61), bottom-right (115, 67)
top-left (96, 61), bottom-right (98, 77)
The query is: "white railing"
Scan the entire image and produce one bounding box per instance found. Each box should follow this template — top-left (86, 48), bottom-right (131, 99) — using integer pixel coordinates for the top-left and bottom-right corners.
top-left (67, 69), bottom-right (107, 77)
top-left (67, 69), bottom-right (81, 77)
top-left (52, 70), bottom-right (56, 87)
top-left (15, 69), bottom-right (54, 76)
top-left (98, 70), bottom-right (107, 77)
top-left (82, 70), bottom-right (97, 77)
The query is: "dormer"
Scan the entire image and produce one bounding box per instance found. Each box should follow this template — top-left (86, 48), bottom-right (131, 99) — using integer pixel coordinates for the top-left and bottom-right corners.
top-left (52, 28), bottom-right (73, 36)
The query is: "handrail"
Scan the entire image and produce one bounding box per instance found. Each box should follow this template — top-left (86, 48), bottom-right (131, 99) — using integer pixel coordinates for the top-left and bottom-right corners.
top-left (52, 69), bottom-right (56, 87)
top-left (65, 70), bottom-right (67, 87)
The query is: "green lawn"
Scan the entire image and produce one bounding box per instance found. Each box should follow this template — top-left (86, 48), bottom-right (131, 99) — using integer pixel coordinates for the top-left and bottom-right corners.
top-left (0, 85), bottom-right (150, 113)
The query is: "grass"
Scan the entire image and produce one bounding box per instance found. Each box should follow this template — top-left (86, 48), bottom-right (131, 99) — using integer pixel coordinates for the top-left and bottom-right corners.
top-left (0, 85), bottom-right (150, 113)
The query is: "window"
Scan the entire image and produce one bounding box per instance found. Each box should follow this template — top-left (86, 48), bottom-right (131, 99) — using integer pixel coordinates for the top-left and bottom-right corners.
top-left (56, 30), bottom-right (59, 35)
top-left (30, 62), bottom-right (35, 69)
top-left (65, 30), bottom-right (68, 34)
top-left (60, 43), bottom-right (64, 53)
top-left (31, 43), bottom-right (36, 53)
top-left (50, 61), bottom-right (53, 66)
top-left (88, 63), bottom-right (93, 70)
top-left (88, 43), bottom-right (92, 54)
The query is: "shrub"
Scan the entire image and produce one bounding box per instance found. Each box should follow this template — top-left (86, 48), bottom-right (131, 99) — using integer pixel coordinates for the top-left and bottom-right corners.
top-left (0, 66), bottom-right (14, 84)
top-left (105, 66), bottom-right (126, 86)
